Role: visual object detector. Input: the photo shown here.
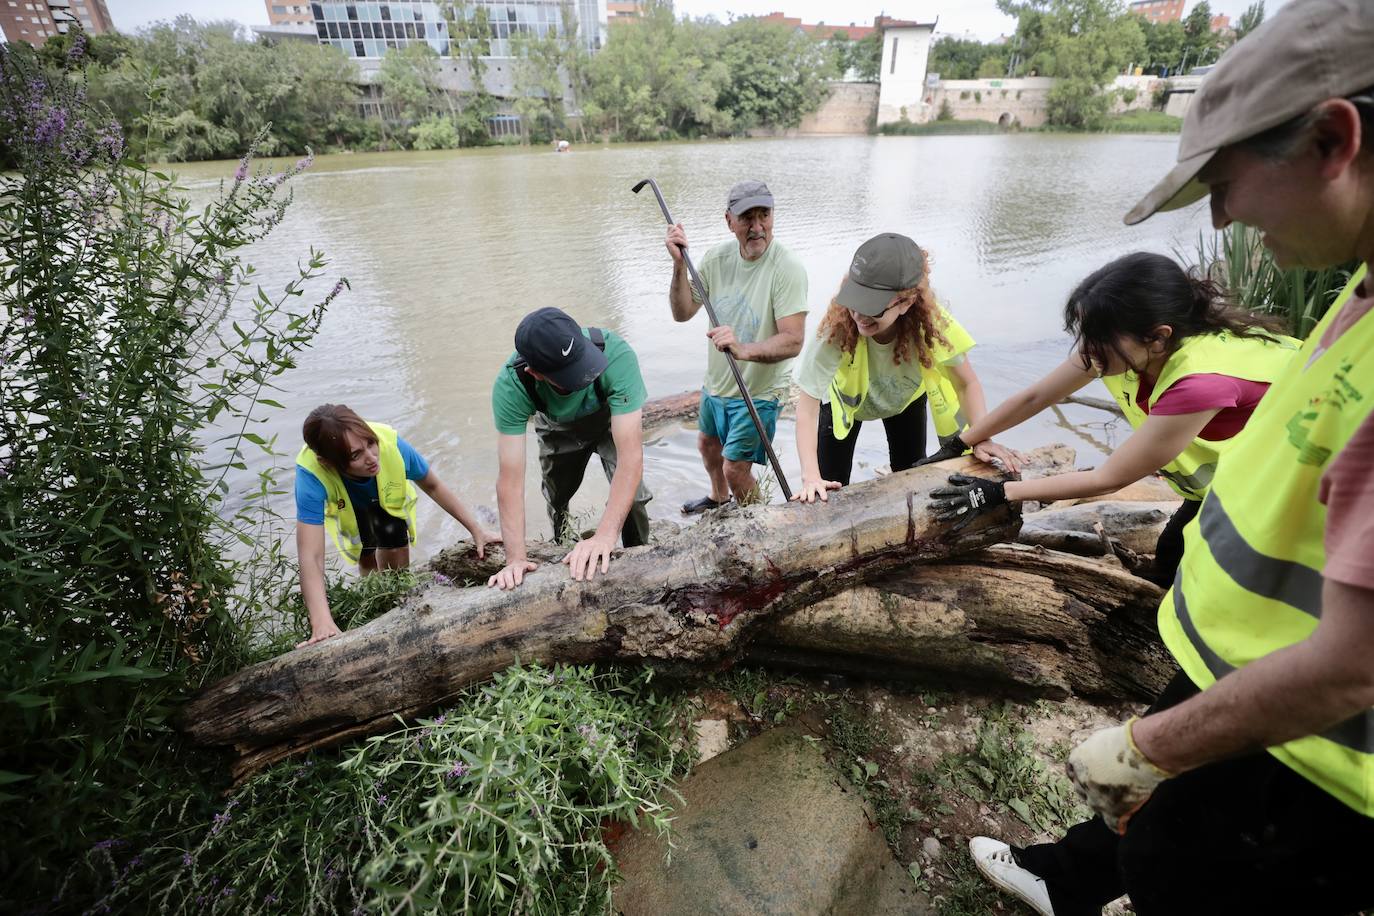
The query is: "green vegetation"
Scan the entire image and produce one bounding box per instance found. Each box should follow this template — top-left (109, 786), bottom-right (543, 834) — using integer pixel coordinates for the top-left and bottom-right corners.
top-left (0, 42), bottom-right (691, 912)
top-left (878, 119), bottom-right (1009, 136)
top-left (1194, 223), bottom-right (1361, 338)
top-left (36, 1), bottom-right (848, 160)
top-left (1102, 109), bottom-right (1181, 132)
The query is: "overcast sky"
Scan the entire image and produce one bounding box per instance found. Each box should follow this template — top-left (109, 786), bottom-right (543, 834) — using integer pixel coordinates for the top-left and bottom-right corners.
top-left (109, 0), bottom-right (1288, 40)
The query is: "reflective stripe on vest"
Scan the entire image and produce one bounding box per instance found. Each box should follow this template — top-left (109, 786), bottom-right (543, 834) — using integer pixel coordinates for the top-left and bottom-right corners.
top-left (1100, 330), bottom-right (1300, 500)
top-left (296, 421), bottom-right (419, 564)
top-left (828, 338), bottom-right (965, 441)
top-left (1158, 264), bottom-right (1374, 814)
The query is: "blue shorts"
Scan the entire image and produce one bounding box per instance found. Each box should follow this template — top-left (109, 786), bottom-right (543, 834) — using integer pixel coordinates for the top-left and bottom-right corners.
top-left (698, 391), bottom-right (780, 464)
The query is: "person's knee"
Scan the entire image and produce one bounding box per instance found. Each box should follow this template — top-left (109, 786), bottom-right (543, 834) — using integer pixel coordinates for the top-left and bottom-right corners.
top-left (698, 432), bottom-right (723, 457)
top-left (724, 459), bottom-right (756, 489)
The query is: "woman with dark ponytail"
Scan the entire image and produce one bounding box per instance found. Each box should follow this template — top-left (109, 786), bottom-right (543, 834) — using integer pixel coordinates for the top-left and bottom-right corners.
top-left (919, 251), bottom-right (1300, 585)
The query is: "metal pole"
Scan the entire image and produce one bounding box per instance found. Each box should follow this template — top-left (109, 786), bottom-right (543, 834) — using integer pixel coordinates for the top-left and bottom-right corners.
top-left (631, 178), bottom-right (794, 501)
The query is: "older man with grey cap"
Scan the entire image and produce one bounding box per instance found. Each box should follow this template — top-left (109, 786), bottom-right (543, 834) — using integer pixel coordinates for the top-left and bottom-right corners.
top-left (967, 2), bottom-right (1374, 915)
top-left (665, 180), bottom-right (807, 512)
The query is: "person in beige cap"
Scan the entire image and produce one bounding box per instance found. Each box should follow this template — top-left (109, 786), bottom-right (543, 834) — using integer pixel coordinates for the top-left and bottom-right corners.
top-left (665, 180), bottom-right (808, 512)
top-left (968, 2), bottom-right (1374, 914)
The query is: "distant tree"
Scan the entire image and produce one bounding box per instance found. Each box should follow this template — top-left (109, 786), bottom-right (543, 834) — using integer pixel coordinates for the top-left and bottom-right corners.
top-left (851, 28), bottom-right (883, 82)
top-left (1142, 19), bottom-right (1185, 75)
top-left (928, 36), bottom-right (1000, 80)
top-left (714, 19), bottom-right (833, 130)
top-left (377, 42), bottom-right (444, 125)
top-left (1181, 0), bottom-right (1223, 68)
top-left (1235, 1), bottom-right (1265, 41)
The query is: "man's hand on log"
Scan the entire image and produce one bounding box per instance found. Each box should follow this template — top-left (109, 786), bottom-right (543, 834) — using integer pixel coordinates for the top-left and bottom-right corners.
top-left (929, 473), bottom-right (1008, 531)
top-left (488, 559), bottom-right (538, 590)
top-left (562, 534), bottom-right (616, 581)
top-left (296, 618), bottom-right (342, 649)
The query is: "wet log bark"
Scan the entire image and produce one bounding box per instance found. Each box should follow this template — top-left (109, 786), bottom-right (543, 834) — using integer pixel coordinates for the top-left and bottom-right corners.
top-left (181, 459), bottom-right (1019, 780)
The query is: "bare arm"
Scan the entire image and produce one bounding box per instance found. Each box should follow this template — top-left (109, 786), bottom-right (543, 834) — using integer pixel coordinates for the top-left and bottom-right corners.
top-left (416, 469), bottom-right (499, 558)
top-left (794, 390), bottom-right (841, 502)
top-left (489, 434), bottom-right (537, 589)
top-left (295, 522), bottom-right (339, 648)
top-left (1133, 578), bottom-right (1374, 773)
top-left (563, 409), bottom-right (645, 581)
top-left (666, 223), bottom-right (703, 322)
top-left (712, 312), bottom-right (806, 364)
top-left (944, 356), bottom-right (1026, 472)
top-left (1004, 409), bottom-right (1217, 503)
top-left (961, 357), bottom-right (1097, 445)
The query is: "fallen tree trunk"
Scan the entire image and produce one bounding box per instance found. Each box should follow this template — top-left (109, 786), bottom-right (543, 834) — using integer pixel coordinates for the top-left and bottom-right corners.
top-left (181, 460), bottom-right (1019, 780)
top-left (750, 544), bottom-right (1172, 702)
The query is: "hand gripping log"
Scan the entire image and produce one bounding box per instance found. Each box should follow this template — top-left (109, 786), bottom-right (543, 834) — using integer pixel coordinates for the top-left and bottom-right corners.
top-left (632, 178), bottom-right (793, 500)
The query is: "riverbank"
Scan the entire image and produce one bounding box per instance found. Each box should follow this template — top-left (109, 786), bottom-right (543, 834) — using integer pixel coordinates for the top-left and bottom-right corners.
top-left (878, 110), bottom-right (1182, 136)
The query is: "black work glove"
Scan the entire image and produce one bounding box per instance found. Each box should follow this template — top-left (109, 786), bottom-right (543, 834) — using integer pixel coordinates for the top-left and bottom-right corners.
top-left (929, 473), bottom-right (1007, 531)
top-left (914, 433), bottom-right (969, 468)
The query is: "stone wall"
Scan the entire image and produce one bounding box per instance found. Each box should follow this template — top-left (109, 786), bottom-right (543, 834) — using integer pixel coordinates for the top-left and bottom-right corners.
top-left (798, 82), bottom-right (879, 134)
top-left (917, 74), bottom-right (1164, 128)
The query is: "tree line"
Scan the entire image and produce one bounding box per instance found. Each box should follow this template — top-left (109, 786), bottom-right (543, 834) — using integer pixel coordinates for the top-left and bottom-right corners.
top-left (29, 0), bottom-right (871, 162)
top-left (928, 0), bottom-right (1265, 130)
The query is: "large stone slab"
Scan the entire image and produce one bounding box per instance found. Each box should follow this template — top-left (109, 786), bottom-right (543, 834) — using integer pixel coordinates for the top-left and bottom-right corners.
top-left (612, 725), bottom-right (924, 915)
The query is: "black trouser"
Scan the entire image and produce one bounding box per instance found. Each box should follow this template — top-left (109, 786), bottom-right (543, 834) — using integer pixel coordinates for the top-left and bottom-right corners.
top-left (1015, 672), bottom-right (1374, 916)
top-left (817, 396), bottom-right (928, 486)
top-left (1144, 497), bottom-right (1201, 587)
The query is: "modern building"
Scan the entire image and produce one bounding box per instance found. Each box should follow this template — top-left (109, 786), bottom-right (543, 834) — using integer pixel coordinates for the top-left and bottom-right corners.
top-left (606, 0), bottom-right (644, 25)
top-left (265, 1), bottom-right (314, 28)
top-left (1, 0), bottom-right (111, 46)
top-left (1128, 0), bottom-right (1185, 25)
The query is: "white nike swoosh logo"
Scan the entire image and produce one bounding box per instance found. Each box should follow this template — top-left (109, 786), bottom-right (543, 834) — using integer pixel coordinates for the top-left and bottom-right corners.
top-left (561, 338), bottom-right (574, 356)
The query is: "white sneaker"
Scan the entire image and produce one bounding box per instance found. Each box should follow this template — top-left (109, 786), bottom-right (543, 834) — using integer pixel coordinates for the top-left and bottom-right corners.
top-left (968, 836), bottom-right (1056, 916)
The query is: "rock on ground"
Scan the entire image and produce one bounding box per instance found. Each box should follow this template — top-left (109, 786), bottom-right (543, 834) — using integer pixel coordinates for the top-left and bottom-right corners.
top-left (611, 724), bottom-right (924, 915)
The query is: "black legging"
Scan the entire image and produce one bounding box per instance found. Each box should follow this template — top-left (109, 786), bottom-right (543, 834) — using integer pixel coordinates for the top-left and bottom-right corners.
top-left (817, 396), bottom-right (928, 485)
top-left (1146, 497), bottom-right (1201, 587)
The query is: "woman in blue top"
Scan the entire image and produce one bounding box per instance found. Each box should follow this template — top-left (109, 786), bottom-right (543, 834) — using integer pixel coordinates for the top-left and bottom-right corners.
top-left (294, 403), bottom-right (498, 648)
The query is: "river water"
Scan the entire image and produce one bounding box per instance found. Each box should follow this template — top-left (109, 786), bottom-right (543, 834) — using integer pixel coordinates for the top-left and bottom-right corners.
top-left (172, 134), bottom-right (1215, 561)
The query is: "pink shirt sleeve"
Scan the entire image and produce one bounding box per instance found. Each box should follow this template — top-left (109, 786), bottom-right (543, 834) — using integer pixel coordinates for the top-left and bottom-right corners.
top-left (1150, 374), bottom-right (1248, 414)
top-left (1319, 406), bottom-right (1374, 591)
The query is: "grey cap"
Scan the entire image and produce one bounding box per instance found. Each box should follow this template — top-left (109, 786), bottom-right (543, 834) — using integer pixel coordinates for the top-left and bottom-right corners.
top-left (1126, 0), bottom-right (1374, 225)
top-left (835, 233), bottom-right (928, 317)
top-left (727, 179), bottom-right (775, 217)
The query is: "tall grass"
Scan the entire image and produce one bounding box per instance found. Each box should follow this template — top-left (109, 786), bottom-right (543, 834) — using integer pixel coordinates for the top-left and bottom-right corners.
top-left (1192, 223), bottom-right (1361, 338)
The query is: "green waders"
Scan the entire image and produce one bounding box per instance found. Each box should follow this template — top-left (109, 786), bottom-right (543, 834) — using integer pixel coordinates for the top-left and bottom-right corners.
top-left (534, 402), bottom-right (652, 547)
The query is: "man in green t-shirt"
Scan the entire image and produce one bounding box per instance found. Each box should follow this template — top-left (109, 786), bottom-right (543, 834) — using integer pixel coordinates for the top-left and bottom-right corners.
top-left (488, 307), bottom-right (650, 590)
top-left (665, 179), bottom-right (808, 512)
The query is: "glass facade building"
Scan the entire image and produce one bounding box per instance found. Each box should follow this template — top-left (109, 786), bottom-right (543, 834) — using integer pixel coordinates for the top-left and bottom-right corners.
top-left (310, 0), bottom-right (603, 60)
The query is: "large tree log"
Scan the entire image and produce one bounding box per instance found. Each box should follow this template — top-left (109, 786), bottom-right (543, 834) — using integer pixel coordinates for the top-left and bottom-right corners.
top-left (181, 460), bottom-right (1019, 780)
top-left (749, 544), bottom-right (1172, 702)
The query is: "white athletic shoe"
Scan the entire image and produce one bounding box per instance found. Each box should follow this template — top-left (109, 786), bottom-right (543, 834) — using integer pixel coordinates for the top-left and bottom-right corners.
top-left (968, 836), bottom-right (1056, 916)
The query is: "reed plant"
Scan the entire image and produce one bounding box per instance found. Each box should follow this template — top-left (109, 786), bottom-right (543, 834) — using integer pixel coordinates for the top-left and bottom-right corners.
top-left (1192, 222), bottom-right (1361, 338)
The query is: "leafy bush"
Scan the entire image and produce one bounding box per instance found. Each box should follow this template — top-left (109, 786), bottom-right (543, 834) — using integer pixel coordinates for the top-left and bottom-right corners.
top-left (0, 41), bottom-right (342, 907)
top-left (409, 113), bottom-right (463, 150)
top-left (81, 664), bottom-right (690, 915)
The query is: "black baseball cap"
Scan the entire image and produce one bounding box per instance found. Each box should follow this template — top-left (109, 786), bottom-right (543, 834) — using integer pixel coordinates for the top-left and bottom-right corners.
top-left (835, 233), bottom-right (928, 317)
top-left (513, 307), bottom-right (608, 391)
top-left (727, 180), bottom-right (774, 217)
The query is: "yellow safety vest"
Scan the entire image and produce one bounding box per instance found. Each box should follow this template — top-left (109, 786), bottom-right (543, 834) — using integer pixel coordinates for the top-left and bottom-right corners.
top-left (1159, 266), bottom-right (1373, 815)
top-left (295, 421), bottom-right (419, 564)
top-left (828, 311), bottom-right (971, 442)
top-left (1101, 330), bottom-right (1300, 499)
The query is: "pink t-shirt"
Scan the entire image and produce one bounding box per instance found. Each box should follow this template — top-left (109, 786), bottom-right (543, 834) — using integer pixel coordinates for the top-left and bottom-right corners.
top-left (1315, 274), bottom-right (1374, 591)
top-left (1135, 373), bottom-right (1271, 441)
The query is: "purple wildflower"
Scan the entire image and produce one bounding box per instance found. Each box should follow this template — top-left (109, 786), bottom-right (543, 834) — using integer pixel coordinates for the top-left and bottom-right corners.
top-left (434, 714), bottom-right (445, 725)
top-left (446, 761), bottom-right (468, 780)
top-left (91, 839), bottom-right (125, 851)
top-left (233, 157), bottom-right (249, 182)
top-left (210, 809), bottom-right (232, 836)
top-left (181, 852), bottom-right (193, 867)
top-left (293, 150), bottom-right (315, 174)
top-left (68, 31), bottom-right (87, 65)
top-left (433, 572), bottom-right (453, 586)
top-left (375, 793), bottom-right (389, 806)
top-left (264, 893), bottom-right (279, 905)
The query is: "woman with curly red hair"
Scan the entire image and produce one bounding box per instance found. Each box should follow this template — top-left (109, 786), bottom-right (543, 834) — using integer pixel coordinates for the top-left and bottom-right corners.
top-left (792, 233), bottom-right (1018, 502)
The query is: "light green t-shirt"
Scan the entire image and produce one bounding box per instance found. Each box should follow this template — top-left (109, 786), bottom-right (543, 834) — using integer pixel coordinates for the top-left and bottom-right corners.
top-left (694, 238), bottom-right (809, 401)
top-left (793, 303), bottom-right (975, 422)
top-left (492, 328), bottom-right (647, 435)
